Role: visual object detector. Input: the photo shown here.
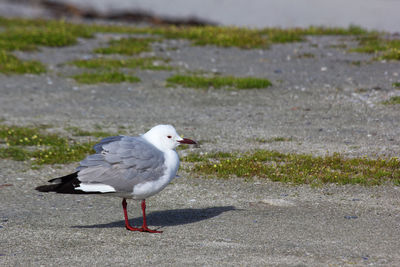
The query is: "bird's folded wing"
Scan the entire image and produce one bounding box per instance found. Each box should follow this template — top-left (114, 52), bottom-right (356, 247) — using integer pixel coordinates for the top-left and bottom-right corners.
top-left (77, 136), bottom-right (166, 193)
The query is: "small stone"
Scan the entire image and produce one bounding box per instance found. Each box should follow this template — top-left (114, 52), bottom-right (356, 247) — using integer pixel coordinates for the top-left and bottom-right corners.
top-left (344, 215), bottom-right (358, 219)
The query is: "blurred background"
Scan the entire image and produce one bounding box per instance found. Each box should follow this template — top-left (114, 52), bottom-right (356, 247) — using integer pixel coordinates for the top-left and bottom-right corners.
top-left (0, 0), bottom-right (399, 32)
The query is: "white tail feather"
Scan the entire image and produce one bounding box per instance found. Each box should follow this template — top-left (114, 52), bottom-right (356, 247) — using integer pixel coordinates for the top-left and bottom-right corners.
top-left (76, 183), bottom-right (116, 193)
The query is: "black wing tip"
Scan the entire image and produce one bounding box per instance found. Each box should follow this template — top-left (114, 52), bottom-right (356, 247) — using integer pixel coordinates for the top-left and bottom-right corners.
top-left (35, 171), bottom-right (103, 195)
top-left (35, 184), bottom-right (58, 192)
top-left (48, 171), bottom-right (79, 183)
top-left (35, 172), bottom-right (81, 194)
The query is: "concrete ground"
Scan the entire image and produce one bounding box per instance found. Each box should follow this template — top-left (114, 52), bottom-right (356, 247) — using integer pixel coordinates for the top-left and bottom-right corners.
top-left (1, 30), bottom-right (400, 266)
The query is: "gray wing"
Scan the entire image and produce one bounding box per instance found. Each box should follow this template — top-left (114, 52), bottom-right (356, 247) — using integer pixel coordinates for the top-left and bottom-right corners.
top-left (77, 136), bottom-right (165, 193)
top-left (93, 136), bottom-right (124, 153)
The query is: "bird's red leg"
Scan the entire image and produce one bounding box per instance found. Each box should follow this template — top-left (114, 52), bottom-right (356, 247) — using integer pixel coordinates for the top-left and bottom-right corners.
top-left (139, 199), bottom-right (162, 233)
top-left (122, 198), bottom-right (141, 231)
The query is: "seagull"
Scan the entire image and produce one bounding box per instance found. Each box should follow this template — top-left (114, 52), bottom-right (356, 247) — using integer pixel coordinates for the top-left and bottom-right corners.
top-left (35, 124), bottom-right (197, 233)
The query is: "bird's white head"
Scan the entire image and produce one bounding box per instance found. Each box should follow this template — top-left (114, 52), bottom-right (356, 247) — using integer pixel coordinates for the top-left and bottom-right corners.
top-left (142, 124), bottom-right (197, 152)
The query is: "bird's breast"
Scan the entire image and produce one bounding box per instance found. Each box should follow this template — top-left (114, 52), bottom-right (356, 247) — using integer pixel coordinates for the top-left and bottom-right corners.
top-left (131, 150), bottom-right (179, 199)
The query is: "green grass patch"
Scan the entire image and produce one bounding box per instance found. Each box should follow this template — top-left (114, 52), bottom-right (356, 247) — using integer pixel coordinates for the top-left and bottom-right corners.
top-left (352, 35), bottom-right (388, 53)
top-left (72, 71), bottom-right (140, 84)
top-left (0, 124), bottom-right (66, 147)
top-left (393, 82), bottom-right (400, 88)
top-left (260, 28), bottom-right (304, 43)
top-left (0, 146), bottom-right (31, 161)
top-left (31, 142), bottom-right (96, 165)
top-left (69, 57), bottom-right (172, 71)
top-left (156, 25), bottom-right (367, 48)
top-left (0, 18), bottom-right (94, 52)
top-left (259, 25), bottom-right (369, 44)
top-left (94, 37), bottom-right (157, 55)
top-left (157, 26), bottom-right (269, 48)
top-left (382, 96), bottom-right (400, 105)
top-left (167, 75), bottom-right (272, 89)
top-left (351, 35), bottom-right (400, 60)
top-left (151, 25), bottom-right (365, 48)
top-left (183, 150), bottom-right (400, 186)
top-left (380, 47), bottom-right (400, 60)
top-left (0, 17), bottom-right (96, 74)
top-left (0, 51), bottom-right (46, 74)
top-left (0, 124), bottom-right (97, 166)
top-left (303, 25), bottom-right (369, 36)
top-left (0, 25), bottom-right (79, 51)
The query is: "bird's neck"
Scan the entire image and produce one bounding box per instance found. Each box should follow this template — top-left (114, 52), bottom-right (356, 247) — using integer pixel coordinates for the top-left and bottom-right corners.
top-left (163, 149), bottom-right (180, 179)
top-left (141, 134), bottom-right (165, 152)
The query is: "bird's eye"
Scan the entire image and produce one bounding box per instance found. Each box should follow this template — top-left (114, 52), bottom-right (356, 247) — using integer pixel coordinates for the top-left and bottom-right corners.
top-left (167, 135), bottom-right (172, 139)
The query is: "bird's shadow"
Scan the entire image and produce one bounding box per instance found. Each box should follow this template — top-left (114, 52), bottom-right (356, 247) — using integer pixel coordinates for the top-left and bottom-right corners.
top-left (72, 206), bottom-right (236, 229)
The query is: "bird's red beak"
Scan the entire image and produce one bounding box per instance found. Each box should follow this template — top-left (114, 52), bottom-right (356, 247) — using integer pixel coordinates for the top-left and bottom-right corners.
top-left (178, 138), bottom-right (197, 145)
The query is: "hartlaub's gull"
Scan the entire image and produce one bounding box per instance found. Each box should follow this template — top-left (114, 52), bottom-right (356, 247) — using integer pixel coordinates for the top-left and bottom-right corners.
top-left (36, 124), bottom-right (197, 233)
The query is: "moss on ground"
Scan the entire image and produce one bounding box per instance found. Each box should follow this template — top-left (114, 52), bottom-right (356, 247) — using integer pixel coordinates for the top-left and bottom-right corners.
top-left (156, 26), bottom-right (269, 48)
top-left (69, 57), bottom-right (172, 71)
top-left (167, 75), bottom-right (272, 89)
top-left (350, 35), bottom-right (400, 60)
top-left (0, 51), bottom-right (46, 74)
top-left (0, 17), bottom-right (94, 74)
top-left (94, 37), bottom-right (158, 55)
top-left (0, 124), bottom-right (97, 166)
top-left (72, 71), bottom-right (141, 84)
top-left (382, 96), bottom-right (400, 105)
top-left (183, 150), bottom-right (400, 186)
